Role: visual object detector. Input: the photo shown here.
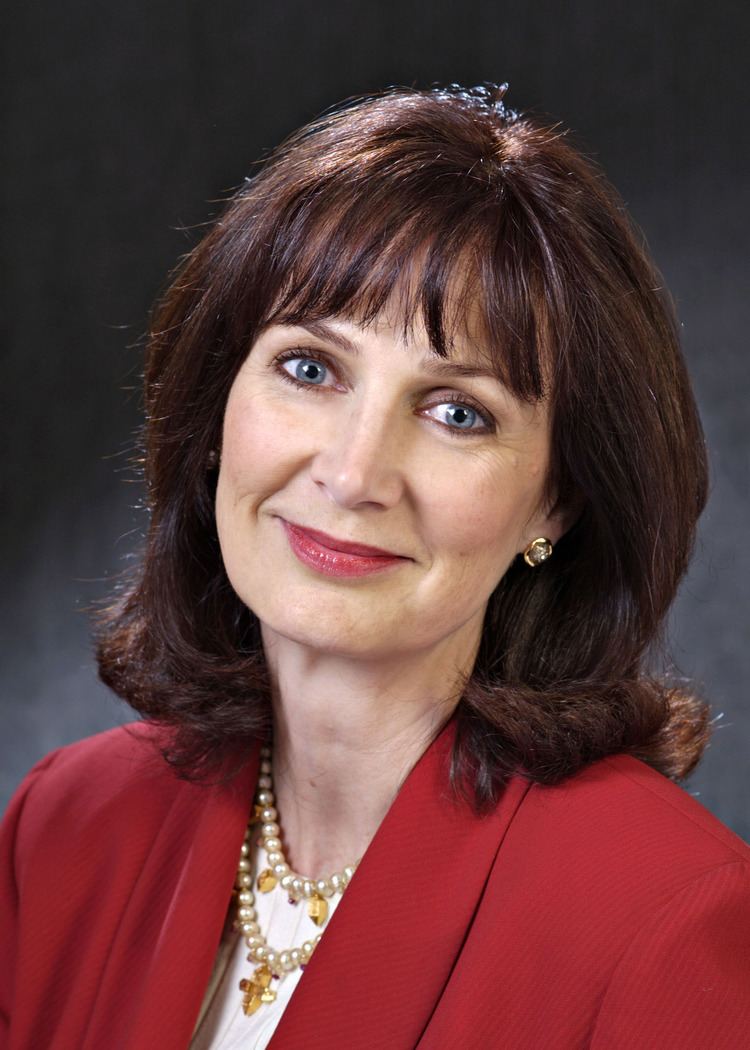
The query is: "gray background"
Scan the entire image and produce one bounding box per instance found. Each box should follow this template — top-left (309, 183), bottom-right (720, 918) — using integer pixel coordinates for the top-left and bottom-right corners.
top-left (3, 1), bottom-right (748, 835)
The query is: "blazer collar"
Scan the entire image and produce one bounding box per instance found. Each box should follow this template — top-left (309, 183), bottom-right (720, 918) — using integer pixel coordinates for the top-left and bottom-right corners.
top-left (102, 743), bottom-right (261, 1050)
top-left (112, 716), bottom-right (529, 1050)
top-left (269, 715), bottom-right (530, 1049)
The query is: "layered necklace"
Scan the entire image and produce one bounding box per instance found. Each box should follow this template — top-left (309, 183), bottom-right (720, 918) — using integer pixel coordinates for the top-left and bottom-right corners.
top-left (234, 744), bottom-right (360, 1016)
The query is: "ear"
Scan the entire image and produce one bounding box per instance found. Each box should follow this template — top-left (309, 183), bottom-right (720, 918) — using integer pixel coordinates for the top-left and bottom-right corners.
top-left (521, 491), bottom-right (583, 553)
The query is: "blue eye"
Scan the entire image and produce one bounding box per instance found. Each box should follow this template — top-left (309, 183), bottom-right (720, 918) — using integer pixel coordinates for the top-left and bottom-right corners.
top-left (274, 348), bottom-right (337, 389)
top-left (274, 349), bottom-right (494, 436)
top-left (427, 401), bottom-right (490, 433)
top-left (442, 403), bottom-right (477, 429)
top-left (289, 357), bottom-right (327, 384)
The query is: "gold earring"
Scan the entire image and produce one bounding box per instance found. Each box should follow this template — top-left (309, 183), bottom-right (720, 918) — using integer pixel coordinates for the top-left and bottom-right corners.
top-left (523, 537), bottom-right (553, 567)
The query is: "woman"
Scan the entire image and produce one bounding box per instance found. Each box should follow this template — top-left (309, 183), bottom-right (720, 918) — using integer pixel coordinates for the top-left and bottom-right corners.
top-left (1, 82), bottom-right (748, 1049)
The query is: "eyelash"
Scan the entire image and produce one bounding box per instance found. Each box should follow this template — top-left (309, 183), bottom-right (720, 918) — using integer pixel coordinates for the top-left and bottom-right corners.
top-left (271, 347), bottom-right (496, 437)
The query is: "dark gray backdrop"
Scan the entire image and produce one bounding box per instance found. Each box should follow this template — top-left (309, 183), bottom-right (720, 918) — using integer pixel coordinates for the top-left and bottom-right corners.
top-left (3, 0), bottom-right (749, 835)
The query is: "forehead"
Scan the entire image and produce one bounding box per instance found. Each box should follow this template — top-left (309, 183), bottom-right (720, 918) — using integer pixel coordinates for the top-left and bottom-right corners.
top-left (262, 250), bottom-right (548, 400)
top-left (266, 312), bottom-right (501, 383)
top-left (244, 147), bottom-right (556, 403)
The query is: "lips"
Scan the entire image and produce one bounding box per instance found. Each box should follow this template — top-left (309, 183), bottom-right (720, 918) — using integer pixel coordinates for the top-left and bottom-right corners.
top-left (281, 520), bottom-right (404, 558)
top-left (279, 518), bottom-right (409, 579)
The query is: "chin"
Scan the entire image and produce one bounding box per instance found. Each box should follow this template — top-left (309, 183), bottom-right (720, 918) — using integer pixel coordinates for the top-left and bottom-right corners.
top-left (257, 603), bottom-right (402, 660)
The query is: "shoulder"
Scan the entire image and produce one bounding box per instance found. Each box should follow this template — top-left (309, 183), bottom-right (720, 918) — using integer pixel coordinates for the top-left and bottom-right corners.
top-left (506, 752), bottom-right (750, 913)
top-left (10, 721), bottom-right (176, 798)
top-left (2, 723), bottom-right (188, 862)
top-left (599, 753), bottom-right (749, 859)
top-left (484, 754), bottom-right (750, 1024)
top-left (546, 752), bottom-right (748, 863)
top-left (15, 720), bottom-right (166, 779)
top-left (558, 759), bottom-right (750, 1045)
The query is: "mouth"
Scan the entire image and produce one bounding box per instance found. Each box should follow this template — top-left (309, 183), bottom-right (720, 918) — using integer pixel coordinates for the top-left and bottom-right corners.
top-left (280, 519), bottom-right (405, 558)
top-left (278, 518), bottom-right (409, 578)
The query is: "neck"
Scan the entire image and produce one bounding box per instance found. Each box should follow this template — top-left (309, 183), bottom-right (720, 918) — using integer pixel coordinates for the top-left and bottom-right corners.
top-left (260, 623), bottom-right (478, 880)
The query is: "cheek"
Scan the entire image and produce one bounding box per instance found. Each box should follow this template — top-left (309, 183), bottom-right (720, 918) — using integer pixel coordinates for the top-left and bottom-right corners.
top-left (421, 462), bottom-right (543, 570)
top-left (220, 392), bottom-right (302, 497)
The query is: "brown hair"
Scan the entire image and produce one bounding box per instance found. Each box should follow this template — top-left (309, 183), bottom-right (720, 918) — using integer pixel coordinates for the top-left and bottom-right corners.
top-left (95, 83), bottom-right (710, 810)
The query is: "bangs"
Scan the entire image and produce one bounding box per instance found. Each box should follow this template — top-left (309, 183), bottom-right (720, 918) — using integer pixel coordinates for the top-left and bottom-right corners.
top-left (252, 161), bottom-right (550, 402)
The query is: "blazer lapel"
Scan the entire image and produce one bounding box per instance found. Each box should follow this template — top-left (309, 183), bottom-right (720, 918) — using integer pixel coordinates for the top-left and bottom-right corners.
top-left (85, 742), bottom-right (260, 1050)
top-left (269, 717), bottom-right (531, 1050)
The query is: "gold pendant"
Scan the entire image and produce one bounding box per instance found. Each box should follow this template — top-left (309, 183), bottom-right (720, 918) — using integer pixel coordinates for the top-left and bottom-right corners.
top-left (257, 868), bottom-right (277, 893)
top-left (239, 963), bottom-right (277, 1016)
top-left (307, 892), bottom-right (328, 926)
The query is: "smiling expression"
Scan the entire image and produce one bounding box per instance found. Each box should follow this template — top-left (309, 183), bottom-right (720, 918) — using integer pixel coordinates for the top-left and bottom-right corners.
top-left (215, 310), bottom-right (564, 663)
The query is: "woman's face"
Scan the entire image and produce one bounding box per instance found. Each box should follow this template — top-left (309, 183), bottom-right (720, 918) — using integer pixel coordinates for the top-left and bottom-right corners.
top-left (215, 309), bottom-right (564, 662)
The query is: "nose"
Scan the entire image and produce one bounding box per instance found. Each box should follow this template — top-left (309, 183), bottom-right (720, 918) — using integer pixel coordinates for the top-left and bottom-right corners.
top-left (309, 399), bottom-right (407, 509)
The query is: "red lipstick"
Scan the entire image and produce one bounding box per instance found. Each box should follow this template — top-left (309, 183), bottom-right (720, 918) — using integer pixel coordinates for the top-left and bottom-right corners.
top-left (280, 520), bottom-right (407, 578)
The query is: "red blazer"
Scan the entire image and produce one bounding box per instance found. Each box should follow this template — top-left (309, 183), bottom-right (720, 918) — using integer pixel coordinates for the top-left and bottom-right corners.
top-left (1, 717), bottom-right (749, 1049)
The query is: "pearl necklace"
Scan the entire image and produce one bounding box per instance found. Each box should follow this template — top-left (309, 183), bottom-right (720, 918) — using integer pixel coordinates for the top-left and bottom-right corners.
top-left (234, 745), bottom-right (359, 1016)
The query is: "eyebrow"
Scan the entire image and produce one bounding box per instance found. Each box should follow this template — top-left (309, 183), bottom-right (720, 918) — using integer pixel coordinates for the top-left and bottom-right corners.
top-left (296, 320), bottom-right (502, 382)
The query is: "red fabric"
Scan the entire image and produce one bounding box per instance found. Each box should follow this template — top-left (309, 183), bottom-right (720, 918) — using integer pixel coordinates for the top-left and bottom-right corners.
top-left (1, 717), bottom-right (749, 1049)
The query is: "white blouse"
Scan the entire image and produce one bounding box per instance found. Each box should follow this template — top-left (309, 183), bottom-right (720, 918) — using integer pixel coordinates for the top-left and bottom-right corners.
top-left (191, 835), bottom-right (343, 1050)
